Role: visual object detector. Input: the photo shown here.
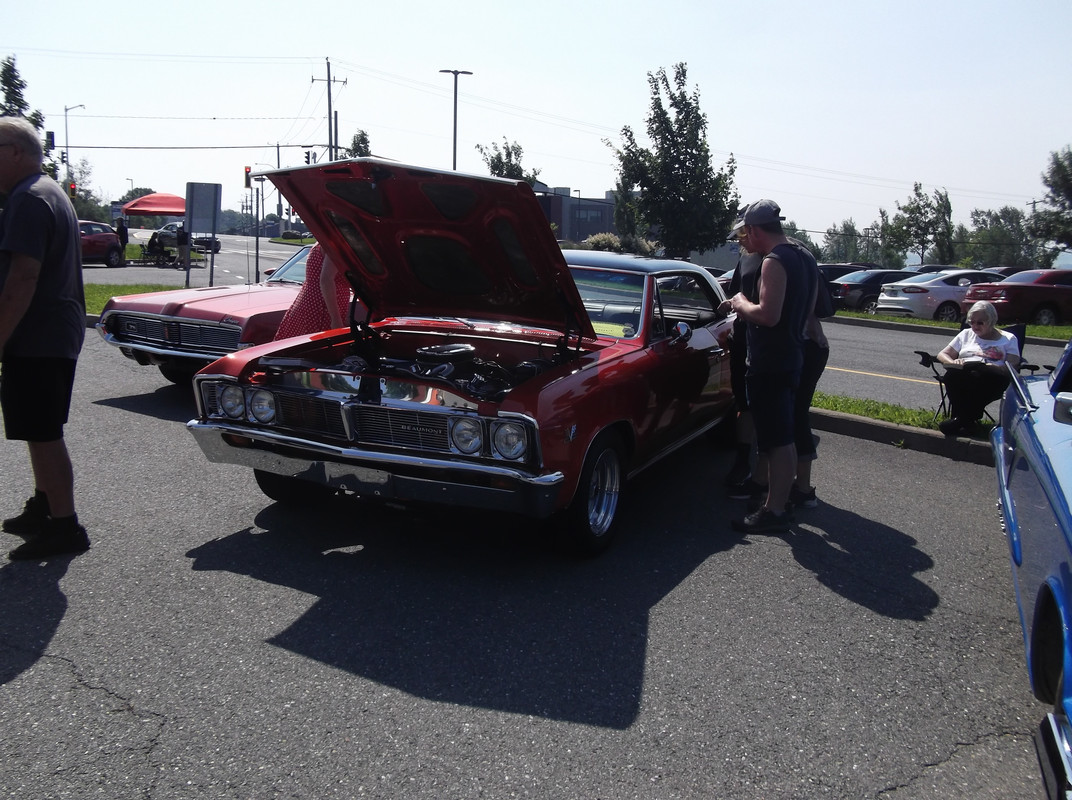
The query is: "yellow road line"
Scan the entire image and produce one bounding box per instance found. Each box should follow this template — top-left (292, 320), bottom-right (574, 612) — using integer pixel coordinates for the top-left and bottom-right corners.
top-left (826, 365), bottom-right (935, 385)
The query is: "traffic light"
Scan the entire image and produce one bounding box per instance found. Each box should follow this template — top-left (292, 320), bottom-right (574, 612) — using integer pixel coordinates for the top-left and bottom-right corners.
top-left (67, 181), bottom-right (77, 199)
top-left (60, 152), bottom-right (67, 164)
top-left (45, 130), bottom-right (54, 150)
top-left (244, 166), bottom-right (251, 189)
top-left (304, 151), bottom-right (311, 164)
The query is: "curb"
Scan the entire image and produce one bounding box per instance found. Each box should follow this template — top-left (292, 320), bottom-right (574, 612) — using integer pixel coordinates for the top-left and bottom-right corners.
top-left (810, 407), bottom-right (993, 467)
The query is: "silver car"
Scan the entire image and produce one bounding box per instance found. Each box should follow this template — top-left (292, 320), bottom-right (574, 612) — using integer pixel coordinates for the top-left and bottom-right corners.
top-left (876, 269), bottom-right (1004, 321)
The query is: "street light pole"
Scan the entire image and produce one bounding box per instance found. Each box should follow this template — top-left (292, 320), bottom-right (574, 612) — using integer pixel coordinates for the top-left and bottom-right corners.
top-left (63, 103), bottom-right (85, 182)
top-left (126, 177), bottom-right (134, 194)
top-left (439, 69), bottom-right (472, 170)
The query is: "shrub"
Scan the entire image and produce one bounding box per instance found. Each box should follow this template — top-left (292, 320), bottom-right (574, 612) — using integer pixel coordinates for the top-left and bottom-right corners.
top-left (584, 232), bottom-right (622, 252)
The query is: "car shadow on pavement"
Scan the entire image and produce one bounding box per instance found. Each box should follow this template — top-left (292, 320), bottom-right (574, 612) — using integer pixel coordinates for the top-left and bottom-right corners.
top-left (782, 505), bottom-right (938, 621)
top-left (185, 447), bottom-right (747, 729)
top-left (93, 383), bottom-right (195, 424)
top-left (0, 558), bottom-right (71, 686)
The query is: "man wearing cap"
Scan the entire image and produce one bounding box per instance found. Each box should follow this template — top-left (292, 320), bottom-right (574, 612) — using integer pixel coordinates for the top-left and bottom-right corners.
top-left (725, 199), bottom-right (816, 534)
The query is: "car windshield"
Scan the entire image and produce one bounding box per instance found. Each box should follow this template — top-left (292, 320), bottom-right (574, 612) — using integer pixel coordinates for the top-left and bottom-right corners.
top-left (569, 266), bottom-right (645, 339)
top-left (265, 246), bottom-right (311, 285)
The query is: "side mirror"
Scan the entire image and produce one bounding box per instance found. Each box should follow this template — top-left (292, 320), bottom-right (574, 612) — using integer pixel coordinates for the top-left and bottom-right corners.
top-left (670, 321), bottom-right (692, 345)
top-left (1054, 392), bottom-right (1072, 425)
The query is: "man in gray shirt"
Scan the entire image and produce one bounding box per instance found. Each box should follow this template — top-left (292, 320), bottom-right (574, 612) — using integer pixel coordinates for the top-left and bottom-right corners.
top-left (0, 116), bottom-right (90, 559)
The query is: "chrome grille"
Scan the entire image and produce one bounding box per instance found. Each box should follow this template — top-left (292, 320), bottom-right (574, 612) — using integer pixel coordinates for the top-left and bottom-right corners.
top-left (353, 406), bottom-right (450, 451)
top-left (275, 394), bottom-right (348, 439)
top-left (113, 314), bottom-right (240, 355)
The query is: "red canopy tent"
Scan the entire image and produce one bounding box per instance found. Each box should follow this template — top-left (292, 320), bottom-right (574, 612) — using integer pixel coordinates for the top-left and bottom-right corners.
top-left (122, 192), bottom-right (185, 216)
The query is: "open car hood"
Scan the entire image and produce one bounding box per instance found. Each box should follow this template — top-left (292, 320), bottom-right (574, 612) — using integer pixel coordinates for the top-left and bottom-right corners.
top-left (263, 159), bottom-right (595, 340)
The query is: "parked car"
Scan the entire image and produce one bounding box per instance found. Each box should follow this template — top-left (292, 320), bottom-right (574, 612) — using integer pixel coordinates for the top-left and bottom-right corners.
top-left (991, 335), bottom-right (1072, 794)
top-left (817, 263), bottom-right (866, 283)
top-left (912, 264), bottom-right (957, 274)
top-left (186, 159), bottom-right (737, 554)
top-left (961, 270), bottom-right (1072, 326)
top-left (96, 245), bottom-right (333, 383)
top-left (876, 269), bottom-right (1004, 321)
top-left (155, 221), bottom-right (222, 254)
top-left (829, 269), bottom-right (919, 313)
top-left (79, 220), bottom-right (124, 268)
top-left (985, 265), bottom-right (1033, 278)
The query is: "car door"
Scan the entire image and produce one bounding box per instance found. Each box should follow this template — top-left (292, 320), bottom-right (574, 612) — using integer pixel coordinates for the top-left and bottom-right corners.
top-left (639, 273), bottom-right (731, 453)
top-left (79, 222), bottom-right (106, 260)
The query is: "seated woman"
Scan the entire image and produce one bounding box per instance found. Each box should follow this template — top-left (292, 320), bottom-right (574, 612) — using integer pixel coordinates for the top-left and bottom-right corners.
top-left (936, 300), bottom-right (1020, 436)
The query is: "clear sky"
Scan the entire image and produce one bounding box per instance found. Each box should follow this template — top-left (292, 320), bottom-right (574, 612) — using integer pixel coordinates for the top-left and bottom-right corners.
top-left (3, 0), bottom-right (1070, 242)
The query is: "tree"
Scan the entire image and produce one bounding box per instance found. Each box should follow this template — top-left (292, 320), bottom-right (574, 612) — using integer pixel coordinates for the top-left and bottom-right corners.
top-left (0, 55), bottom-right (43, 129)
top-left (1028, 146), bottom-right (1072, 252)
top-left (1, 54), bottom-right (57, 180)
top-left (609, 63), bottom-right (737, 258)
top-left (475, 138), bottom-right (541, 186)
top-left (821, 219), bottom-right (865, 263)
top-left (783, 221), bottom-right (820, 259)
top-left (891, 183), bottom-right (954, 265)
top-left (966, 206), bottom-right (1056, 269)
top-left (343, 130), bottom-right (371, 158)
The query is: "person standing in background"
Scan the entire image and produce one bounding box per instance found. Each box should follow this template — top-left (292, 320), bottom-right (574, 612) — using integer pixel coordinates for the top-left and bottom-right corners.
top-left (0, 116), bottom-right (90, 560)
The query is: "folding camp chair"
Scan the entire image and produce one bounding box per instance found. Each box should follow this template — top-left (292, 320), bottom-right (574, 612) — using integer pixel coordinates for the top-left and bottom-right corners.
top-left (914, 322), bottom-right (1036, 423)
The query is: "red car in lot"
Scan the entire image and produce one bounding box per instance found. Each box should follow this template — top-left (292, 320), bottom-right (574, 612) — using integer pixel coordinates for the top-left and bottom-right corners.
top-left (79, 220), bottom-right (124, 268)
top-left (960, 269), bottom-right (1072, 326)
top-left (186, 159), bottom-right (737, 553)
top-left (96, 246), bottom-right (328, 384)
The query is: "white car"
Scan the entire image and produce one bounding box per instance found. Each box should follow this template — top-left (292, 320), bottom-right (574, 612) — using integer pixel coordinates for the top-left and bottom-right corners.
top-left (876, 269), bottom-right (1004, 321)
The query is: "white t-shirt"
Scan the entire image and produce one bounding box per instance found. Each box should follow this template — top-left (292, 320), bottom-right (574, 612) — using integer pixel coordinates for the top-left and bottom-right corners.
top-left (948, 328), bottom-right (1019, 364)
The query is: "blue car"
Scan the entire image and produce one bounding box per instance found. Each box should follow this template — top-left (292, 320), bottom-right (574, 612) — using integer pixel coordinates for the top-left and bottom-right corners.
top-left (992, 337), bottom-right (1072, 798)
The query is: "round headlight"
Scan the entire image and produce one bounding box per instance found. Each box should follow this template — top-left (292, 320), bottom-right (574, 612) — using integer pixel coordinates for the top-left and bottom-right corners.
top-left (219, 385), bottom-right (246, 419)
top-left (249, 389), bottom-right (276, 423)
top-left (492, 422), bottom-right (527, 460)
top-left (451, 418), bottom-right (483, 454)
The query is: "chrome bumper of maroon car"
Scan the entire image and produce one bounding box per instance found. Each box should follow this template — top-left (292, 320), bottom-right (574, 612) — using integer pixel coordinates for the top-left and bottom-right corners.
top-left (187, 420), bottom-right (565, 517)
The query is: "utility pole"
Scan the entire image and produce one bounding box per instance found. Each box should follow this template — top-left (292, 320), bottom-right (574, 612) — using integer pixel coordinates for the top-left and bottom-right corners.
top-left (312, 58), bottom-right (346, 161)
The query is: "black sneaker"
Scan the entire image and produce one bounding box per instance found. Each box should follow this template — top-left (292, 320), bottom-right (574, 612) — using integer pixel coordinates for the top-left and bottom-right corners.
top-left (789, 485), bottom-right (818, 509)
top-left (8, 524), bottom-right (90, 561)
top-left (2, 493), bottom-right (50, 538)
top-left (729, 479), bottom-right (767, 501)
top-left (731, 508), bottom-right (791, 535)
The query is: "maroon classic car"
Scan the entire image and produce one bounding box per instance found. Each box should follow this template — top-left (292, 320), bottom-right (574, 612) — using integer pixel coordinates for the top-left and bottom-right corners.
top-left (186, 159), bottom-right (736, 553)
top-left (960, 269), bottom-right (1072, 326)
top-left (97, 246), bottom-right (331, 383)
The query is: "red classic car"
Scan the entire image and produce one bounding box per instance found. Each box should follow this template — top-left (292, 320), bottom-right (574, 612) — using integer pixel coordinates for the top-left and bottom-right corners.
top-left (96, 245), bottom-right (344, 384)
top-left (960, 269), bottom-right (1072, 326)
top-left (186, 159), bottom-right (736, 553)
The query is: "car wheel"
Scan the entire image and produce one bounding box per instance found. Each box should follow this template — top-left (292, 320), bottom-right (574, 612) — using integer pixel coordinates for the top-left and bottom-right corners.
top-left (254, 469), bottom-right (338, 505)
top-left (158, 363), bottom-right (199, 385)
top-left (563, 431), bottom-right (625, 555)
top-left (1032, 305), bottom-right (1060, 327)
top-left (105, 246), bottom-right (123, 268)
top-left (213, 241), bottom-right (221, 254)
top-left (935, 302), bottom-right (961, 322)
top-left (861, 296), bottom-right (879, 315)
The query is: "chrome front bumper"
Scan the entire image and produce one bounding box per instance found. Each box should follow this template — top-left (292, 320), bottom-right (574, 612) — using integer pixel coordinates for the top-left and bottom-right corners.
top-left (1035, 712), bottom-right (1072, 800)
top-left (187, 420), bottom-right (565, 517)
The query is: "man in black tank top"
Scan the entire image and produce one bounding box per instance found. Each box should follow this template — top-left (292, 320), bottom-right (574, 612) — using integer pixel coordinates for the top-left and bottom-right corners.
top-left (726, 200), bottom-right (816, 535)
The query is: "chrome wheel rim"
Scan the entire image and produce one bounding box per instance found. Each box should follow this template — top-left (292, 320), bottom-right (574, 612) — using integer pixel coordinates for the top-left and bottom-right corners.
top-left (586, 448), bottom-right (621, 536)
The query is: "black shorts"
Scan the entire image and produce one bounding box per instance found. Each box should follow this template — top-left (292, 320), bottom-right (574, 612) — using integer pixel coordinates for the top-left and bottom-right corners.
top-left (1, 357), bottom-right (77, 442)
